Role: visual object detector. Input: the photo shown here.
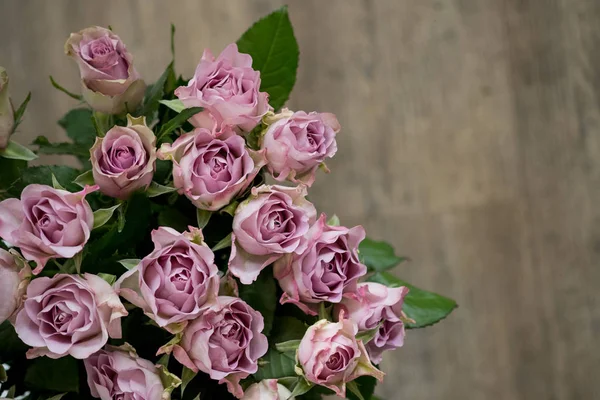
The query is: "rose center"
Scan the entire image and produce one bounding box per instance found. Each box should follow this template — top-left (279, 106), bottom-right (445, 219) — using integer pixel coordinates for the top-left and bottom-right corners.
top-left (210, 157), bottom-right (227, 175)
top-left (326, 352), bottom-right (344, 370)
top-left (39, 214), bottom-right (52, 228)
top-left (90, 41), bottom-right (113, 57)
top-left (221, 321), bottom-right (241, 339)
top-left (267, 213), bottom-right (282, 231)
top-left (113, 146), bottom-right (136, 169)
top-left (169, 268), bottom-right (191, 291)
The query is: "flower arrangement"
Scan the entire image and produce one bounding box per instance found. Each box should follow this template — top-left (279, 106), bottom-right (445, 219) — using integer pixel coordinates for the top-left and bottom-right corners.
top-left (0, 7), bottom-right (456, 400)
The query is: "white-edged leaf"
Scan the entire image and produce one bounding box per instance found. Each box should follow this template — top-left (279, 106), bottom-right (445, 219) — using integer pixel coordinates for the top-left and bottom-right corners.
top-left (196, 209), bottom-right (212, 229)
top-left (74, 170), bottom-right (95, 187)
top-left (118, 258), bottom-right (141, 270)
top-left (0, 140), bottom-right (38, 161)
top-left (159, 99), bottom-right (186, 113)
top-left (93, 204), bottom-right (121, 229)
top-left (147, 181), bottom-right (177, 197)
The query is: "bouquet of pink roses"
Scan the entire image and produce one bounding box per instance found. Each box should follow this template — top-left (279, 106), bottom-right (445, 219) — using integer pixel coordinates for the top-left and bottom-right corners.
top-left (0, 7), bottom-right (456, 400)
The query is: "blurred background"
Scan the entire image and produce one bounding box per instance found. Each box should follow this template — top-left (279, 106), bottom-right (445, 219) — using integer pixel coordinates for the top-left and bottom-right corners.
top-left (2, 1), bottom-right (600, 399)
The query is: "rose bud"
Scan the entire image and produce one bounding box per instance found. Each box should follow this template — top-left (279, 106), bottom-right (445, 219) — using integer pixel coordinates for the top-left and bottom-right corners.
top-left (175, 43), bottom-right (270, 133)
top-left (65, 26), bottom-right (146, 114)
top-left (85, 344), bottom-right (166, 400)
top-left (158, 127), bottom-right (266, 211)
top-left (171, 296), bottom-right (268, 398)
top-left (14, 273), bottom-right (127, 359)
top-left (241, 380), bottom-right (294, 400)
top-left (116, 227), bottom-right (219, 333)
top-left (91, 115), bottom-right (156, 200)
top-left (298, 318), bottom-right (384, 397)
top-left (0, 67), bottom-right (13, 149)
top-left (262, 109), bottom-right (339, 186)
top-left (229, 185), bottom-right (317, 285)
top-left (0, 184), bottom-right (97, 273)
top-left (0, 249), bottom-right (32, 324)
top-left (335, 282), bottom-right (409, 364)
top-left (274, 214), bottom-right (367, 315)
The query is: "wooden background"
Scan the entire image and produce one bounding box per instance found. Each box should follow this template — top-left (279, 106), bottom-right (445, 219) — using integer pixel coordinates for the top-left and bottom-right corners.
top-left (2, 1), bottom-right (600, 399)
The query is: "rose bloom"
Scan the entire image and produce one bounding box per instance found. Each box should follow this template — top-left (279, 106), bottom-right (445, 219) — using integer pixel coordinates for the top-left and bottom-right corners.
top-left (65, 26), bottom-right (146, 114)
top-left (241, 380), bottom-right (294, 400)
top-left (158, 127), bottom-right (265, 211)
top-left (85, 345), bottom-right (164, 400)
top-left (0, 66), bottom-right (13, 149)
top-left (14, 273), bottom-right (127, 359)
top-left (91, 115), bottom-right (156, 200)
top-left (0, 249), bottom-right (31, 324)
top-left (172, 296), bottom-right (268, 398)
top-left (298, 318), bottom-right (384, 397)
top-left (175, 43), bottom-right (270, 133)
top-left (0, 184), bottom-right (97, 273)
top-left (229, 185), bottom-right (317, 284)
top-left (262, 109), bottom-right (340, 186)
top-left (274, 214), bottom-right (367, 315)
top-left (116, 227), bottom-right (219, 333)
top-left (336, 282), bottom-right (409, 364)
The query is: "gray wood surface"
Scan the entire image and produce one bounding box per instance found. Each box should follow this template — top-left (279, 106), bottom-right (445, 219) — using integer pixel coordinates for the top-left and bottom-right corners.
top-left (2, 1), bottom-right (600, 399)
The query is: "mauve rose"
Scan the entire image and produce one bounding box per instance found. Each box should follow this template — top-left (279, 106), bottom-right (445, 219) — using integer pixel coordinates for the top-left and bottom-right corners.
top-left (65, 26), bottom-right (146, 114)
top-left (0, 184), bottom-right (97, 273)
top-left (91, 115), bottom-right (156, 200)
top-left (116, 227), bottom-right (219, 333)
top-left (0, 67), bottom-right (13, 149)
top-left (85, 345), bottom-right (164, 400)
top-left (158, 127), bottom-right (265, 211)
top-left (171, 296), bottom-right (268, 398)
top-left (335, 282), bottom-right (409, 364)
top-left (14, 273), bottom-right (127, 359)
top-left (0, 249), bottom-right (31, 324)
top-left (175, 43), bottom-right (270, 133)
top-left (229, 185), bottom-right (317, 285)
top-left (274, 214), bottom-right (367, 315)
top-left (241, 380), bottom-right (294, 400)
top-left (262, 109), bottom-right (340, 186)
top-left (297, 318), bottom-right (383, 397)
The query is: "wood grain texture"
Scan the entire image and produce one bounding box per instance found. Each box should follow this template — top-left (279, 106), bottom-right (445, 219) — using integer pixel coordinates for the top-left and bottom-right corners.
top-left (2, 0), bottom-right (600, 398)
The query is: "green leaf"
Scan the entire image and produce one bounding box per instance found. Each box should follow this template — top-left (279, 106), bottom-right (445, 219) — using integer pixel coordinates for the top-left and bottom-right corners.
top-left (237, 6), bottom-right (299, 110)
top-left (74, 170), bottom-right (95, 187)
top-left (159, 99), bottom-right (186, 113)
top-left (368, 271), bottom-right (457, 328)
top-left (142, 62), bottom-right (173, 118)
top-left (118, 258), bottom-right (140, 270)
top-left (93, 111), bottom-right (114, 137)
top-left (51, 173), bottom-right (66, 190)
top-left (346, 376), bottom-right (377, 400)
top-left (98, 273), bottom-right (117, 285)
top-left (24, 356), bottom-right (79, 393)
top-left (196, 209), bottom-right (212, 229)
top-left (157, 107), bottom-right (203, 141)
top-left (0, 157), bottom-right (26, 191)
top-left (46, 394), bottom-right (67, 400)
top-left (275, 339), bottom-right (302, 353)
top-left (327, 214), bottom-right (340, 226)
top-left (211, 233), bottom-right (232, 251)
top-left (32, 136), bottom-right (90, 158)
top-left (238, 267), bottom-right (276, 336)
top-left (93, 204), bottom-right (121, 229)
top-left (181, 366), bottom-right (196, 395)
top-left (11, 92), bottom-right (31, 133)
top-left (355, 322), bottom-right (383, 343)
top-left (146, 181), bottom-right (177, 197)
top-left (9, 166), bottom-right (81, 196)
top-left (58, 108), bottom-right (96, 147)
top-left (0, 140), bottom-right (38, 161)
top-left (220, 200), bottom-right (239, 217)
top-left (253, 347), bottom-right (297, 380)
top-left (289, 377), bottom-right (313, 398)
top-left (359, 238), bottom-right (407, 272)
top-left (49, 75), bottom-right (82, 100)
top-left (0, 321), bottom-right (27, 359)
top-left (0, 363), bottom-right (6, 382)
top-left (158, 207), bottom-right (190, 232)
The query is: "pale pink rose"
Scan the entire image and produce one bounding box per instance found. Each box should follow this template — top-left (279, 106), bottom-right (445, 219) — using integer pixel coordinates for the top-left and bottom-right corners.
top-left (229, 185), bottom-right (317, 284)
top-left (158, 127), bottom-right (265, 211)
top-left (91, 116), bottom-right (156, 200)
top-left (116, 227), bottom-right (219, 333)
top-left (175, 43), bottom-right (270, 133)
top-left (241, 380), bottom-right (294, 400)
top-left (0, 184), bottom-right (97, 273)
top-left (262, 109), bottom-right (339, 186)
top-left (65, 26), bottom-right (146, 114)
top-left (274, 214), bottom-right (367, 315)
top-left (14, 273), bottom-right (127, 359)
top-left (335, 282), bottom-right (409, 364)
top-left (84, 345), bottom-right (164, 400)
top-left (0, 249), bottom-right (31, 324)
top-left (171, 296), bottom-right (268, 398)
top-left (297, 318), bottom-right (384, 397)
top-left (0, 67), bottom-right (13, 149)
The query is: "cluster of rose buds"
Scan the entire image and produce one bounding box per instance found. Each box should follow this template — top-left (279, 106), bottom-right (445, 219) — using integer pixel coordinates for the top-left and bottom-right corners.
top-left (0, 25), bottom-right (409, 400)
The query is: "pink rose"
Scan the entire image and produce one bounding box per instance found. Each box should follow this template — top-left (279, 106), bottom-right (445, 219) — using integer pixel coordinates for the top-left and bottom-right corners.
top-left (0, 249), bottom-right (31, 324)
top-left (91, 116), bottom-right (156, 200)
top-left (175, 43), bottom-right (270, 133)
top-left (14, 273), bottom-right (127, 359)
top-left (172, 296), bottom-right (268, 398)
top-left (158, 127), bottom-right (265, 211)
top-left (116, 227), bottom-right (219, 333)
top-left (241, 380), bottom-right (293, 400)
top-left (335, 282), bottom-right (409, 364)
top-left (84, 345), bottom-right (164, 400)
top-left (65, 26), bottom-right (146, 114)
top-left (298, 318), bottom-right (384, 397)
top-left (274, 214), bottom-right (367, 315)
top-left (262, 109), bottom-right (339, 186)
top-left (229, 185), bottom-right (317, 284)
top-left (0, 184), bottom-right (97, 273)
top-left (0, 67), bottom-right (13, 149)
